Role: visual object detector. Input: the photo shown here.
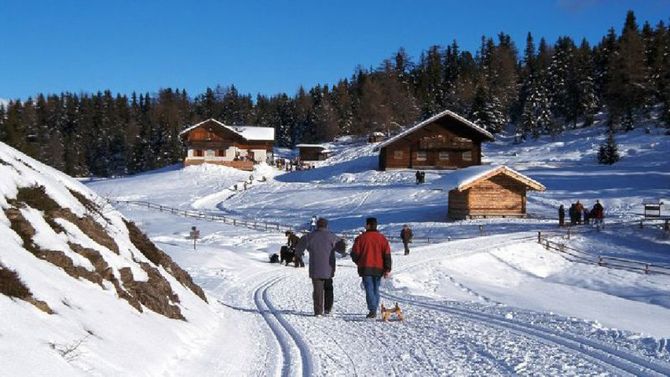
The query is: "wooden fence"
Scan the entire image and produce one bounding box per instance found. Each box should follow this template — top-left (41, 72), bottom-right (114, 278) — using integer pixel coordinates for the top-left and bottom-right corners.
top-left (537, 231), bottom-right (670, 276)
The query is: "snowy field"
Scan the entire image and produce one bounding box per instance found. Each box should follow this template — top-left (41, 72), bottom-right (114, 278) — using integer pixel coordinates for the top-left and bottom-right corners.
top-left (81, 121), bottom-right (670, 376)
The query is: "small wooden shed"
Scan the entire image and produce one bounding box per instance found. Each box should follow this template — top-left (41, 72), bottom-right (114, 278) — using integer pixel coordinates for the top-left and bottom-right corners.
top-left (440, 165), bottom-right (546, 220)
top-left (296, 144), bottom-right (331, 161)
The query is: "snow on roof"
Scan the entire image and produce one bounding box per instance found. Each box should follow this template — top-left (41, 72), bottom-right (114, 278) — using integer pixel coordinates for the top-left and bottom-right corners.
top-left (432, 164), bottom-right (545, 192)
top-left (295, 144), bottom-right (326, 149)
top-left (375, 110), bottom-right (494, 150)
top-left (179, 118), bottom-right (274, 141)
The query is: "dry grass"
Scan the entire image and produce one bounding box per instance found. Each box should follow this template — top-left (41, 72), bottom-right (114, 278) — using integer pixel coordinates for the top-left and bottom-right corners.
top-left (0, 262), bottom-right (54, 314)
top-left (16, 185), bottom-right (60, 212)
top-left (0, 264), bottom-right (32, 299)
top-left (3, 184), bottom-right (200, 319)
top-left (124, 219), bottom-right (207, 303)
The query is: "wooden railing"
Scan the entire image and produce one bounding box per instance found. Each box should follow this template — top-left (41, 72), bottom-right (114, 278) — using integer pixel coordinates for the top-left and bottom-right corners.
top-left (537, 231), bottom-right (670, 276)
top-left (108, 199), bottom-right (294, 233)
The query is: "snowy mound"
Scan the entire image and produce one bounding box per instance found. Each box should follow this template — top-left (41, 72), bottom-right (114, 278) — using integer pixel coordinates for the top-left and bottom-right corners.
top-left (0, 142), bottom-right (216, 376)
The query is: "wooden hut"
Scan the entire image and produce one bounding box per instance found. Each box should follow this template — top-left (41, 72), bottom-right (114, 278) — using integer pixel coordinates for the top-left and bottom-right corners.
top-left (368, 131), bottom-right (386, 143)
top-left (179, 118), bottom-right (274, 171)
top-left (438, 165), bottom-right (546, 220)
top-left (375, 110), bottom-right (494, 171)
top-left (296, 144), bottom-right (331, 161)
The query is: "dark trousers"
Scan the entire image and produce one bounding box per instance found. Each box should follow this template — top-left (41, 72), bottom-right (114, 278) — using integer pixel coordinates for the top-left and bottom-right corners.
top-left (403, 241), bottom-right (410, 255)
top-left (362, 276), bottom-right (381, 313)
top-left (311, 278), bottom-right (333, 315)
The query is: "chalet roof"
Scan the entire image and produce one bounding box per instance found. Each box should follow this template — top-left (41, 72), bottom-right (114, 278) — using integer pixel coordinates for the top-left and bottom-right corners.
top-left (375, 109), bottom-right (494, 150)
top-left (179, 118), bottom-right (275, 141)
top-left (433, 165), bottom-right (545, 192)
top-left (295, 144), bottom-right (327, 149)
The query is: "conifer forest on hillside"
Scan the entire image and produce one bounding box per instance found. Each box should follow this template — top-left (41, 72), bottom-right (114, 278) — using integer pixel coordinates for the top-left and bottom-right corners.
top-left (1, 10), bottom-right (668, 176)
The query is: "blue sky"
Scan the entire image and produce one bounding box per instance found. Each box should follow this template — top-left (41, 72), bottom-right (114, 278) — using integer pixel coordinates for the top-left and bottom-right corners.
top-left (0, 0), bottom-right (668, 101)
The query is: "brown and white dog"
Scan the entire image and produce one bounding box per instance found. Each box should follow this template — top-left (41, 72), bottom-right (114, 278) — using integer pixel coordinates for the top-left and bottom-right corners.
top-left (380, 303), bottom-right (404, 322)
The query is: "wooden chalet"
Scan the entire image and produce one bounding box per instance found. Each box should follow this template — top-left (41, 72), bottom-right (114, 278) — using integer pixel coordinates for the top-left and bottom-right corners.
top-left (179, 118), bottom-right (275, 171)
top-left (375, 110), bottom-right (494, 171)
top-left (437, 165), bottom-right (546, 220)
top-left (296, 144), bottom-right (331, 161)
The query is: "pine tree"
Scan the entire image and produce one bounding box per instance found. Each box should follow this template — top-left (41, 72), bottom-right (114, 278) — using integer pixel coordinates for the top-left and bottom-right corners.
top-left (574, 39), bottom-right (599, 126)
top-left (604, 11), bottom-right (647, 122)
top-left (598, 121), bottom-right (621, 164)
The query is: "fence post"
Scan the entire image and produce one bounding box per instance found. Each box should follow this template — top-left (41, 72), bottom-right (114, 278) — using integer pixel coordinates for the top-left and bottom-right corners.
top-left (537, 231), bottom-right (541, 243)
top-left (639, 220), bottom-right (644, 229)
top-left (567, 227), bottom-right (571, 240)
top-left (645, 264), bottom-right (650, 274)
top-left (479, 225), bottom-right (484, 236)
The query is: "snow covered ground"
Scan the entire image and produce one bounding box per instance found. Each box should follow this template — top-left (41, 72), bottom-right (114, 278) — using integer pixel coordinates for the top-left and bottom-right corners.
top-left (80, 121), bottom-right (670, 375)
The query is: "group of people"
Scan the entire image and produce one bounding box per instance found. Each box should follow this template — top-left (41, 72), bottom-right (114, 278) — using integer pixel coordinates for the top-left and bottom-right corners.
top-left (558, 200), bottom-right (605, 226)
top-left (415, 170), bottom-right (426, 184)
top-left (284, 217), bottom-right (393, 319)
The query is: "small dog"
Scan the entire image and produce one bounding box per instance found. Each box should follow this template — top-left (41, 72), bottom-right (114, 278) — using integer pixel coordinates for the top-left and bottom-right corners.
top-left (380, 303), bottom-right (404, 322)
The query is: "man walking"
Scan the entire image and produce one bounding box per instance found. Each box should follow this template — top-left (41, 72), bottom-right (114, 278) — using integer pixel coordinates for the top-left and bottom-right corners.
top-left (294, 218), bottom-right (347, 317)
top-left (351, 217), bottom-right (392, 319)
top-left (400, 224), bottom-right (413, 255)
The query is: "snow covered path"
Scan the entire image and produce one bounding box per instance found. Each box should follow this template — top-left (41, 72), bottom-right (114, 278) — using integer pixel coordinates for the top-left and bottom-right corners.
top-left (157, 229), bottom-right (670, 377)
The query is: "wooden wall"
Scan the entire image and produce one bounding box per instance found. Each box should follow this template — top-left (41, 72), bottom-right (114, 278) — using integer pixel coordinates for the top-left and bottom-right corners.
top-left (299, 148), bottom-right (324, 161)
top-left (448, 174), bottom-right (529, 220)
top-left (379, 119), bottom-right (485, 170)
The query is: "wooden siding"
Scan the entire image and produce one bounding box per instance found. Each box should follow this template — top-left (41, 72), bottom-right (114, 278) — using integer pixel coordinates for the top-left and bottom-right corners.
top-left (379, 120), bottom-right (484, 170)
top-left (299, 147), bottom-right (328, 161)
top-left (448, 174), bottom-right (529, 220)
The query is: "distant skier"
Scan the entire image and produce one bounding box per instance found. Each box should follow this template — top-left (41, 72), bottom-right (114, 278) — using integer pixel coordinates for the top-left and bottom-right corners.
top-left (568, 203), bottom-right (577, 225)
top-left (294, 218), bottom-right (347, 317)
top-left (558, 204), bottom-right (565, 227)
top-left (415, 171), bottom-right (421, 185)
top-left (400, 224), bottom-right (413, 255)
top-left (351, 217), bottom-right (392, 319)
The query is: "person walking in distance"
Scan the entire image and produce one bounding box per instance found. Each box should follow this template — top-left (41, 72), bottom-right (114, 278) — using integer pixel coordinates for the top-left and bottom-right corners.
top-left (351, 217), bottom-right (392, 319)
top-left (558, 204), bottom-right (565, 227)
top-left (294, 218), bottom-right (347, 317)
top-left (400, 224), bottom-right (413, 255)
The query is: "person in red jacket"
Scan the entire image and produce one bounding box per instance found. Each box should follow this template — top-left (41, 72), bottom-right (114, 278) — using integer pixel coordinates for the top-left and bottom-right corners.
top-left (351, 217), bottom-right (392, 319)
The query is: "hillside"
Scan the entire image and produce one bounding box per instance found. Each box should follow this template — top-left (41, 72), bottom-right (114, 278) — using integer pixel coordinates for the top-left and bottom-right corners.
top-left (82, 121), bottom-right (670, 375)
top-left (0, 143), bottom-right (216, 376)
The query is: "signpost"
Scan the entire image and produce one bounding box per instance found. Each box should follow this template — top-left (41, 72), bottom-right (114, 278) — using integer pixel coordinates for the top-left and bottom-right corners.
top-left (189, 226), bottom-right (200, 250)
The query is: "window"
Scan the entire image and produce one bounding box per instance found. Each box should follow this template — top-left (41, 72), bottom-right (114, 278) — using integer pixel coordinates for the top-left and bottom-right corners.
top-left (393, 150), bottom-right (403, 159)
top-left (416, 151), bottom-right (427, 161)
top-left (205, 150), bottom-right (215, 157)
top-left (194, 149), bottom-right (204, 157)
top-left (439, 151), bottom-right (450, 161)
top-left (216, 149), bottom-right (225, 157)
top-left (462, 151), bottom-right (472, 161)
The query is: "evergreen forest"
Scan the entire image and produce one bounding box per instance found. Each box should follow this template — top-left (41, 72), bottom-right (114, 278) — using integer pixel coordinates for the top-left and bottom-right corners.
top-left (1, 11), bottom-right (668, 176)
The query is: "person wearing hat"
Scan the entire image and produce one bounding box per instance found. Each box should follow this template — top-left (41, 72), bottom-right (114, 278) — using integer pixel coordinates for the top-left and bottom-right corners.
top-left (294, 218), bottom-right (347, 317)
top-left (351, 217), bottom-right (392, 319)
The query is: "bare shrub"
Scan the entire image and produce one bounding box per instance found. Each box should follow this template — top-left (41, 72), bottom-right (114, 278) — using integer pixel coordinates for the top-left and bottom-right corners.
top-left (50, 335), bottom-right (89, 362)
